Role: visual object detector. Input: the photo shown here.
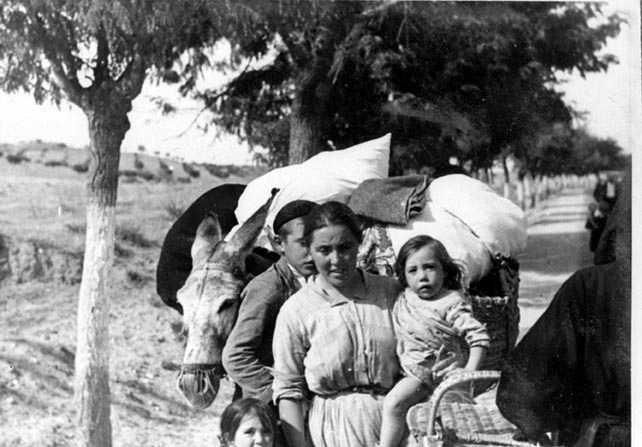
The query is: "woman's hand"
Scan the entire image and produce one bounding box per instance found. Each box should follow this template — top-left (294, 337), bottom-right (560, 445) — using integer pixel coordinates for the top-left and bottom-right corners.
top-left (278, 398), bottom-right (311, 447)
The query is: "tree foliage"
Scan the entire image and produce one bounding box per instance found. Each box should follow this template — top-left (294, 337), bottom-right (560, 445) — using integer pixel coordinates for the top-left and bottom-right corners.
top-left (569, 129), bottom-right (627, 174)
top-left (177, 1), bottom-right (622, 171)
top-left (0, 1), bottom-right (220, 107)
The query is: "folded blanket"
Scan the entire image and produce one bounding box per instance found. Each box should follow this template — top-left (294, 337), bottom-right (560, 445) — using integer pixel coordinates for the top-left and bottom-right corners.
top-left (348, 175), bottom-right (428, 225)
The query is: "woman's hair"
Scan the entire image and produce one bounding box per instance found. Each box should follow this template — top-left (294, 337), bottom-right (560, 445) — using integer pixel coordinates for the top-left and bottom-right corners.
top-left (219, 398), bottom-right (276, 446)
top-left (304, 201), bottom-right (363, 244)
top-left (394, 235), bottom-right (464, 290)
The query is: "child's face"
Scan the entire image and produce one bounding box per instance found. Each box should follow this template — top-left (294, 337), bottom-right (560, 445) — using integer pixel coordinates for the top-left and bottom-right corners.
top-left (404, 245), bottom-right (445, 300)
top-left (230, 412), bottom-right (273, 447)
top-left (278, 217), bottom-right (316, 277)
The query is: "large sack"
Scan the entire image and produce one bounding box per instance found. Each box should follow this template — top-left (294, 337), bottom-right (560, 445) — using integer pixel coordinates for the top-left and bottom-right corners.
top-left (428, 174), bottom-right (527, 257)
top-left (387, 201), bottom-right (492, 284)
top-left (232, 133), bottom-right (391, 234)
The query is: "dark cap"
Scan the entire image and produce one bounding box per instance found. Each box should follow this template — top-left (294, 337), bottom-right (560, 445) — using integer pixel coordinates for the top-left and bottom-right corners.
top-left (273, 200), bottom-right (317, 234)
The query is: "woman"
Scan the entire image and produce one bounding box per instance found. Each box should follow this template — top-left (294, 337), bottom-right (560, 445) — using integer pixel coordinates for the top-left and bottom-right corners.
top-left (271, 201), bottom-right (402, 446)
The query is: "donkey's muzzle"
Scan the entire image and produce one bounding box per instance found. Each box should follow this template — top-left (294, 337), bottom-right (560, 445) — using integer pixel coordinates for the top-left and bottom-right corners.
top-left (177, 366), bottom-right (221, 409)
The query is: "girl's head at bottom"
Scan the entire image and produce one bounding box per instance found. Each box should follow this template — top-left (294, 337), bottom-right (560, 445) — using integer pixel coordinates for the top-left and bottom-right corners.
top-left (395, 235), bottom-right (464, 299)
top-left (219, 398), bottom-right (276, 447)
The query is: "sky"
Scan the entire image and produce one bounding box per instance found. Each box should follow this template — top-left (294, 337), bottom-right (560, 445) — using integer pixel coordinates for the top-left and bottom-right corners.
top-left (0, 1), bottom-right (640, 164)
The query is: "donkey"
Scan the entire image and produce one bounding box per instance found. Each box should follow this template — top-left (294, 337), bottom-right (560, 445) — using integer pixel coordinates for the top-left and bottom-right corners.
top-left (175, 194), bottom-right (275, 409)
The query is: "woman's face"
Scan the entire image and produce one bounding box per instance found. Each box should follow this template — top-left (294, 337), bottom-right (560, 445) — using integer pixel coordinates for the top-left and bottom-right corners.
top-left (310, 224), bottom-right (360, 289)
top-left (230, 412), bottom-right (273, 447)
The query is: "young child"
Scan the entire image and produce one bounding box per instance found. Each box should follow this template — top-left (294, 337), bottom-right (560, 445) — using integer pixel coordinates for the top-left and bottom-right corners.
top-left (380, 235), bottom-right (490, 447)
top-left (219, 398), bottom-right (276, 447)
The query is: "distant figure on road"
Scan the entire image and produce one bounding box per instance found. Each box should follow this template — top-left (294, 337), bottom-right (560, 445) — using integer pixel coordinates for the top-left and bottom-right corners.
top-left (584, 201), bottom-right (609, 253)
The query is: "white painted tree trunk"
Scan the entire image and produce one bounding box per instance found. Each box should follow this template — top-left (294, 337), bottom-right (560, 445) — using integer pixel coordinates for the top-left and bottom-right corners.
top-left (74, 202), bottom-right (115, 447)
top-left (73, 98), bottom-right (129, 447)
top-left (516, 178), bottom-right (525, 210)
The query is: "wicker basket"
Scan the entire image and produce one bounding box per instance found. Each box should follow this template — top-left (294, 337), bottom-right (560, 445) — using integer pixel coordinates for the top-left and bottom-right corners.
top-left (468, 255), bottom-right (520, 372)
top-left (406, 370), bottom-right (536, 447)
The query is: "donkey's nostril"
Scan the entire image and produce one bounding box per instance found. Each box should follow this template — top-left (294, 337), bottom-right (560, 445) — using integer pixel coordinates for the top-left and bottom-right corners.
top-left (177, 370), bottom-right (220, 409)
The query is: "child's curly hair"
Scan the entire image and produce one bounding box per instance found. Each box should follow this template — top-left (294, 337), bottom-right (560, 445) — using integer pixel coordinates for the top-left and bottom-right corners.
top-left (394, 235), bottom-right (465, 290)
top-left (218, 398), bottom-right (276, 447)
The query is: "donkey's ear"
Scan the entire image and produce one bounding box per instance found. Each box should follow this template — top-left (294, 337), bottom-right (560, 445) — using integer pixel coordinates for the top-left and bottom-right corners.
top-left (191, 213), bottom-right (223, 264)
top-left (224, 193), bottom-right (276, 257)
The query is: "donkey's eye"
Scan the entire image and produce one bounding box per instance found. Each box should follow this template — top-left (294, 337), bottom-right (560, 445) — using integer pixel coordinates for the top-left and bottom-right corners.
top-left (218, 299), bottom-right (237, 313)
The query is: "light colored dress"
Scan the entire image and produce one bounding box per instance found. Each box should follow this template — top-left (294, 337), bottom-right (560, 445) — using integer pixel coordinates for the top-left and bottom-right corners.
top-left (394, 288), bottom-right (490, 385)
top-left (272, 270), bottom-right (402, 447)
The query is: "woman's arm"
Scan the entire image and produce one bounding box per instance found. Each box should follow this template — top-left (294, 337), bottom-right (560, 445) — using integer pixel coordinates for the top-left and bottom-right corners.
top-left (279, 398), bottom-right (311, 447)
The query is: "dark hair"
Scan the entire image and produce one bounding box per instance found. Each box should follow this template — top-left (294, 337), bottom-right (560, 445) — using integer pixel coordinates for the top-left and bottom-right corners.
top-left (394, 235), bottom-right (463, 290)
top-left (219, 398), bottom-right (276, 446)
top-left (304, 201), bottom-right (363, 244)
top-left (273, 199), bottom-right (317, 238)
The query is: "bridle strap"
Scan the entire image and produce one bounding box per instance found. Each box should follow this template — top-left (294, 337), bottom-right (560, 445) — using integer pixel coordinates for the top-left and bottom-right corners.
top-left (180, 363), bottom-right (226, 377)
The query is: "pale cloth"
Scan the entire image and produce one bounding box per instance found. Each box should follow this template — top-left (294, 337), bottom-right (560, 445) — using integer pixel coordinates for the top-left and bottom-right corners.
top-left (272, 270), bottom-right (402, 446)
top-left (394, 288), bottom-right (490, 385)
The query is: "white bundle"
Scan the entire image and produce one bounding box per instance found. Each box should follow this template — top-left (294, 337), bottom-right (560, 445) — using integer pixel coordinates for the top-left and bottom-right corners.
top-left (428, 174), bottom-right (527, 257)
top-left (387, 201), bottom-right (493, 284)
top-left (228, 133), bottom-right (391, 245)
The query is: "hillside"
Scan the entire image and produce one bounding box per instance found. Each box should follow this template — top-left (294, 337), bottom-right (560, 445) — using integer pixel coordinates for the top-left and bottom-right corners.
top-left (0, 141), bottom-right (265, 446)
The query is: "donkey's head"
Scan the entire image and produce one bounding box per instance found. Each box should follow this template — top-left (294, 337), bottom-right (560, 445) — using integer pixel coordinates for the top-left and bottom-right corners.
top-left (176, 194), bottom-right (274, 409)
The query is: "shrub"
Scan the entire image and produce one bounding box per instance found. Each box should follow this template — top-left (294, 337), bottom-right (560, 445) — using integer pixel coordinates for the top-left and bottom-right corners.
top-left (119, 169), bottom-right (138, 178)
top-left (116, 224), bottom-right (155, 248)
top-left (137, 170), bottom-right (156, 181)
top-left (72, 161), bottom-right (90, 173)
top-left (65, 223), bottom-right (86, 234)
top-left (164, 200), bottom-right (184, 220)
top-left (134, 156), bottom-right (145, 170)
top-left (7, 154), bottom-right (29, 164)
top-left (44, 160), bottom-right (68, 167)
top-left (203, 164), bottom-right (230, 178)
top-left (114, 242), bottom-right (132, 258)
top-left (127, 268), bottom-right (151, 285)
top-left (158, 160), bottom-right (173, 177)
top-left (119, 169), bottom-right (155, 182)
top-left (182, 162), bottom-right (200, 178)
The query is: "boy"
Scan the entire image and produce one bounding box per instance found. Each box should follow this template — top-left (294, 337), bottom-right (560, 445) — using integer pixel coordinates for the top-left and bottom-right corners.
top-left (222, 200), bottom-right (317, 401)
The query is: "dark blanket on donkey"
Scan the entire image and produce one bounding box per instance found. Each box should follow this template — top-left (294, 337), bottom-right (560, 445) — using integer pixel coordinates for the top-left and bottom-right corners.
top-left (348, 175), bottom-right (428, 225)
top-left (156, 183), bottom-right (278, 314)
top-left (497, 261), bottom-right (630, 446)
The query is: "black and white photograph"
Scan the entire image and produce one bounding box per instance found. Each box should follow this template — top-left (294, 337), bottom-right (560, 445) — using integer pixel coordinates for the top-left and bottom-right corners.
top-left (0, 1), bottom-right (638, 446)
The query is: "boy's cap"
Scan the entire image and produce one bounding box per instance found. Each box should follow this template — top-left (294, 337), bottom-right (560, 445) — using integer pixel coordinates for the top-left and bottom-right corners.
top-left (273, 200), bottom-right (317, 234)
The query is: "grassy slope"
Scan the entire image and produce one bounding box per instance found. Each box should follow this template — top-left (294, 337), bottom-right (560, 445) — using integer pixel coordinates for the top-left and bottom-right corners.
top-left (0, 142), bottom-right (263, 446)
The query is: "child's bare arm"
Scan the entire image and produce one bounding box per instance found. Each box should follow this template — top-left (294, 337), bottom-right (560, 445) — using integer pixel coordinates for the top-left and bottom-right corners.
top-left (464, 345), bottom-right (486, 371)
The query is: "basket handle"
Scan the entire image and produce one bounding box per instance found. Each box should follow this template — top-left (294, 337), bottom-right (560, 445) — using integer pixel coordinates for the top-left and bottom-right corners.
top-left (420, 370), bottom-right (502, 440)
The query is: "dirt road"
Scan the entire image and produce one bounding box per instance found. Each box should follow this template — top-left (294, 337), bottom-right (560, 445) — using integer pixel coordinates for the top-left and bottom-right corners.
top-left (516, 187), bottom-right (595, 338)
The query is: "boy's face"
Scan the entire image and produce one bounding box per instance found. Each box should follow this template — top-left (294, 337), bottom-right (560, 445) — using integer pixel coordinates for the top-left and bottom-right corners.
top-left (276, 217), bottom-right (316, 277)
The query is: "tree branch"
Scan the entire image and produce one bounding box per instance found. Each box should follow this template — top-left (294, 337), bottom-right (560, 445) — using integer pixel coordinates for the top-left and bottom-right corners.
top-left (115, 53), bottom-right (147, 100)
top-left (29, 8), bottom-right (84, 106)
top-left (93, 23), bottom-right (110, 86)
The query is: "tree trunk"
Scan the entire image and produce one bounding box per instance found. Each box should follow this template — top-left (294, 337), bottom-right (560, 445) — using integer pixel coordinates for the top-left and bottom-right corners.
top-left (502, 156), bottom-right (511, 199)
top-left (288, 71), bottom-right (331, 164)
top-left (74, 98), bottom-right (130, 447)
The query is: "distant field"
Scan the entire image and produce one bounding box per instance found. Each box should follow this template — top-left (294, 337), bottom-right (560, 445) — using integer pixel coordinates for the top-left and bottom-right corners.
top-left (0, 141), bottom-right (264, 446)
